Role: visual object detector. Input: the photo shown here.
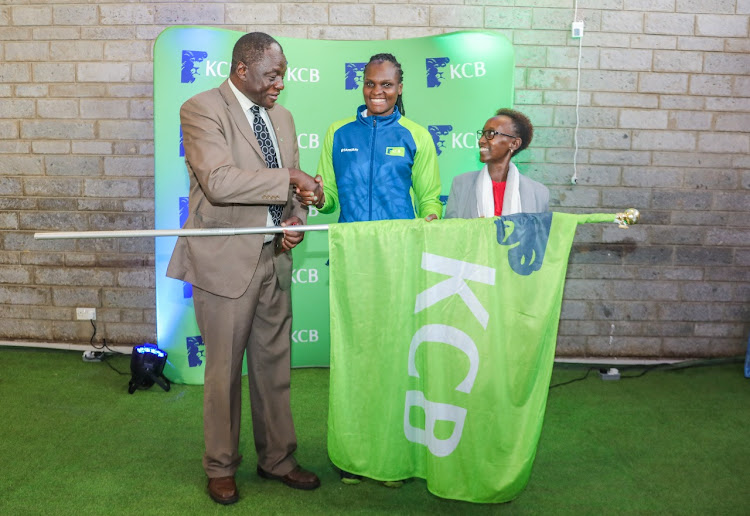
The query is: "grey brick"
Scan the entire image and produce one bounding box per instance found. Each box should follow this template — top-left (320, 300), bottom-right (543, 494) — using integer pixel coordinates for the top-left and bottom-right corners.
top-left (32, 141), bottom-right (70, 154)
top-left (101, 322), bottom-right (155, 344)
top-left (644, 13), bottom-right (695, 35)
top-left (225, 4), bottom-right (280, 24)
top-left (35, 267), bottom-right (114, 287)
top-left (19, 212), bottom-right (89, 232)
top-left (21, 121), bottom-right (94, 140)
top-left (704, 53), bottom-right (750, 75)
top-left (639, 73), bottom-right (689, 94)
top-left (45, 156), bottom-right (101, 177)
top-left (117, 270), bottom-right (154, 288)
top-left (662, 337), bottom-right (744, 357)
top-left (653, 51), bottom-right (702, 73)
top-left (612, 280), bottom-right (680, 300)
top-left (632, 131), bottom-right (695, 151)
top-left (98, 121), bottom-right (153, 140)
top-left (0, 319), bottom-right (53, 340)
top-left (698, 133), bottom-right (749, 154)
top-left (23, 177), bottom-right (81, 197)
top-left (103, 288), bottom-right (154, 309)
top-left (705, 228), bottom-right (750, 247)
top-left (485, 7), bottom-right (532, 29)
top-left (103, 157), bottom-right (153, 177)
top-left (694, 323), bottom-right (746, 338)
top-left (0, 156), bottom-right (43, 175)
top-left (581, 71), bottom-right (639, 92)
top-left (675, 246), bottom-right (733, 266)
top-left (635, 266), bottom-right (704, 281)
top-left (31, 63), bottom-right (75, 83)
top-left (587, 336), bottom-right (662, 357)
top-left (660, 95), bottom-right (704, 110)
top-left (100, 5), bottom-right (154, 25)
top-left (89, 213), bottom-right (144, 231)
top-left (600, 49), bottom-right (653, 71)
top-left (0, 285), bottom-right (50, 305)
top-left (554, 336), bottom-right (587, 356)
top-left (652, 190), bottom-right (713, 210)
top-left (620, 109), bottom-right (668, 129)
top-left (621, 245), bottom-right (675, 265)
top-left (51, 287), bottom-right (101, 307)
top-left (631, 35), bottom-right (677, 50)
top-left (84, 179), bottom-right (140, 198)
top-left (0, 63), bottom-right (31, 83)
top-left (681, 282), bottom-right (733, 302)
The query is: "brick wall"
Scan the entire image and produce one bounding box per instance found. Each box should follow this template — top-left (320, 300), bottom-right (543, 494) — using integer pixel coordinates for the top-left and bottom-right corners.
top-left (1, 1), bottom-right (748, 357)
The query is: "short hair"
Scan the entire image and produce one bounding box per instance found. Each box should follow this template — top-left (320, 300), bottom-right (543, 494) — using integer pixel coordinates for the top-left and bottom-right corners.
top-left (365, 53), bottom-right (406, 116)
top-left (496, 108), bottom-right (533, 155)
top-left (231, 32), bottom-right (282, 74)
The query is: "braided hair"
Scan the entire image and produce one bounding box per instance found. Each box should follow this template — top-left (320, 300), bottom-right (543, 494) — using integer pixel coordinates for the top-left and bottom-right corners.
top-left (365, 53), bottom-right (405, 116)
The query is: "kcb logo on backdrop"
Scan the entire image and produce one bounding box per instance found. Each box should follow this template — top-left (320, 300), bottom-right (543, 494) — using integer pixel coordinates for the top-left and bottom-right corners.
top-left (429, 125), bottom-right (479, 155)
top-left (425, 57), bottom-right (487, 88)
top-left (186, 335), bottom-right (205, 367)
top-left (345, 62), bottom-right (366, 90)
top-left (428, 125), bottom-right (452, 156)
top-left (297, 133), bottom-right (319, 149)
top-left (292, 268), bottom-right (319, 284)
top-left (181, 50), bottom-right (230, 82)
top-left (286, 67), bottom-right (320, 82)
top-left (292, 329), bottom-right (319, 343)
top-left (181, 50), bottom-right (208, 83)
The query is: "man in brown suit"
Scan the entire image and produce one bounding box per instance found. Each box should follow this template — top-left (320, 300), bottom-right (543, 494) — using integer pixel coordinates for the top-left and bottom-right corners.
top-left (167, 32), bottom-right (323, 505)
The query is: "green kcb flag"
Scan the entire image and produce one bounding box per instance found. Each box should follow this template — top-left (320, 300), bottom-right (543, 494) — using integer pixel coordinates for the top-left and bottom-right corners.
top-left (328, 212), bottom-right (615, 503)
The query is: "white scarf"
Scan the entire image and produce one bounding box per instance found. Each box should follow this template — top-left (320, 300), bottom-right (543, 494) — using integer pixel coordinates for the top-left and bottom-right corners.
top-left (475, 162), bottom-right (522, 217)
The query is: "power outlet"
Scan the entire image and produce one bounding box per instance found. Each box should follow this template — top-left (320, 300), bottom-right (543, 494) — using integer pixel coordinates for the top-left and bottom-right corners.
top-left (572, 21), bottom-right (584, 38)
top-left (76, 307), bottom-right (97, 320)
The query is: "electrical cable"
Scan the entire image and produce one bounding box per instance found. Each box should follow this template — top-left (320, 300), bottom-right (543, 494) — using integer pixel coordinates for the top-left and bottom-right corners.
top-left (571, 0), bottom-right (583, 185)
top-left (549, 357), bottom-right (744, 389)
top-left (86, 319), bottom-right (129, 375)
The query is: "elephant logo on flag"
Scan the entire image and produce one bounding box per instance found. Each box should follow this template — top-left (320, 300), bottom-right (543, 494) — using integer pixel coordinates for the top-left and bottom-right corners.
top-left (495, 212), bottom-right (553, 276)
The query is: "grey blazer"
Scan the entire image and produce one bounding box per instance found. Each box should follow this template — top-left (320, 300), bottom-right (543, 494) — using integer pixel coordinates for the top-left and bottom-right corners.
top-left (444, 169), bottom-right (549, 219)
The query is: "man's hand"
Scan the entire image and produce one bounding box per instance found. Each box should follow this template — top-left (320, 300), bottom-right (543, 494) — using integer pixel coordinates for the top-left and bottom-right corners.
top-left (295, 174), bottom-right (324, 208)
top-left (279, 215), bottom-right (304, 252)
top-left (425, 214), bottom-right (438, 222)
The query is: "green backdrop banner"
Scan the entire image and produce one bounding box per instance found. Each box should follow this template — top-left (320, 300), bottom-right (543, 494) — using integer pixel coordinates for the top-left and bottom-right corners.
top-left (327, 213), bottom-right (615, 503)
top-left (154, 26), bottom-right (514, 384)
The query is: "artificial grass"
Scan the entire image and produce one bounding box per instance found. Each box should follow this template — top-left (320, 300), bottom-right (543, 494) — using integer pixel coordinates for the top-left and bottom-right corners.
top-left (1, 347), bottom-right (748, 515)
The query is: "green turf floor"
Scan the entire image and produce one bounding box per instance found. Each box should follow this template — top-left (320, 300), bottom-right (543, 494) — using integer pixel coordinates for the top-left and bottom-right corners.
top-left (1, 347), bottom-right (748, 515)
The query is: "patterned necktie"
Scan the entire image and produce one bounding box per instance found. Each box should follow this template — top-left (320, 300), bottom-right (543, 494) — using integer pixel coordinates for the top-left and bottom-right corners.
top-left (251, 105), bottom-right (283, 226)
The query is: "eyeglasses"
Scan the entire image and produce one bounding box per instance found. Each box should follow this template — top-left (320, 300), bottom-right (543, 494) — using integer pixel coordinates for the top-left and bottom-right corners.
top-left (476, 129), bottom-right (518, 141)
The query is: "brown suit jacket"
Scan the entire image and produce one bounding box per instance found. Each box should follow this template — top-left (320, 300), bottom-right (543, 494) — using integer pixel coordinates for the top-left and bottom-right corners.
top-left (167, 80), bottom-right (307, 298)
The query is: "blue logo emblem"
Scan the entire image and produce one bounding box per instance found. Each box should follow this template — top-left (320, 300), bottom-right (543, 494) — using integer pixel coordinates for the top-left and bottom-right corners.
top-left (179, 126), bottom-right (184, 157)
top-left (186, 336), bottom-right (205, 367)
top-left (428, 125), bottom-right (453, 156)
top-left (426, 57), bottom-right (450, 88)
top-left (495, 213), bottom-right (553, 276)
top-left (345, 62), bottom-right (366, 90)
top-left (181, 50), bottom-right (208, 83)
top-left (179, 196), bottom-right (193, 299)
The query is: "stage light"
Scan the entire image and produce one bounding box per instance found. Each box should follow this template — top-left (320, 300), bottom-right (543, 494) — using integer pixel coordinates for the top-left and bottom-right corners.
top-left (128, 343), bottom-right (171, 394)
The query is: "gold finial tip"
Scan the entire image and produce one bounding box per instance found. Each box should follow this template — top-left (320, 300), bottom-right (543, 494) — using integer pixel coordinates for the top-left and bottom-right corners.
top-left (616, 208), bottom-right (640, 228)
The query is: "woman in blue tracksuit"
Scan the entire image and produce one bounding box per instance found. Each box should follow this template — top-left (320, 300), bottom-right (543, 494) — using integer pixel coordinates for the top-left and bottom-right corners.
top-left (315, 53), bottom-right (442, 223)
top-left (315, 53), bottom-right (442, 487)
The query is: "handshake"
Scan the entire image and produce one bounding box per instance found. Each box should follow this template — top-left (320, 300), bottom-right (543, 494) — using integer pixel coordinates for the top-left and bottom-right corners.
top-left (289, 169), bottom-right (324, 210)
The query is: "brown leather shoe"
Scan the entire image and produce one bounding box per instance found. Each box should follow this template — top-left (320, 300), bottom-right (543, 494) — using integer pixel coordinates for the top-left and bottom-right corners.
top-left (207, 476), bottom-right (239, 505)
top-left (257, 465), bottom-right (321, 490)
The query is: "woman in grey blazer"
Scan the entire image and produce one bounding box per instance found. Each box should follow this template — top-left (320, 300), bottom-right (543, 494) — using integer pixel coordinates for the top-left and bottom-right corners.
top-left (445, 109), bottom-right (549, 218)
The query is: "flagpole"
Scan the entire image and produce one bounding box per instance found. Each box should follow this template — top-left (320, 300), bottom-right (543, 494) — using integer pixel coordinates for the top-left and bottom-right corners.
top-left (33, 209), bottom-right (639, 240)
top-left (33, 224), bottom-right (331, 240)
